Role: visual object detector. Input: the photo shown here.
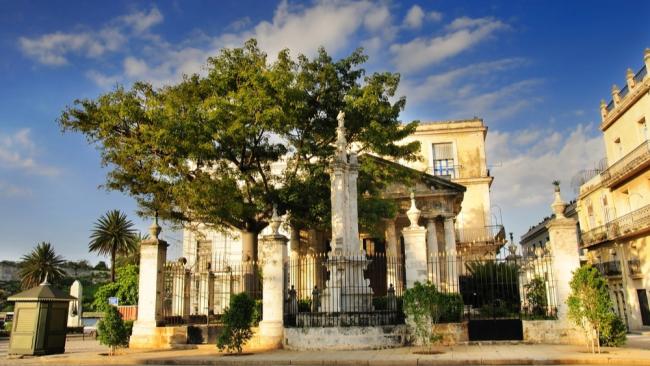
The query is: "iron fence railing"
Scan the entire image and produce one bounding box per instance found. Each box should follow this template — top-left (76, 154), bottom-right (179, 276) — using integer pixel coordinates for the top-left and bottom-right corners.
top-left (425, 166), bottom-right (490, 180)
top-left (581, 203), bottom-right (650, 247)
top-left (634, 65), bottom-right (647, 84)
top-left (594, 261), bottom-right (622, 277)
top-left (160, 258), bottom-right (262, 326)
top-left (601, 140), bottom-right (650, 187)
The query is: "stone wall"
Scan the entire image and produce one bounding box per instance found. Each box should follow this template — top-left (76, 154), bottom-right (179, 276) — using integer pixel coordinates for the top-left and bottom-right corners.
top-left (431, 322), bottom-right (468, 345)
top-left (522, 320), bottom-right (586, 345)
top-left (284, 325), bottom-right (408, 350)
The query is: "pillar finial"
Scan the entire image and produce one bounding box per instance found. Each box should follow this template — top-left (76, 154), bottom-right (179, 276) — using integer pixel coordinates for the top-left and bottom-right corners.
top-left (270, 204), bottom-right (281, 235)
top-left (551, 181), bottom-right (566, 219)
top-left (406, 190), bottom-right (421, 228)
top-left (149, 211), bottom-right (161, 239)
top-left (336, 110), bottom-right (347, 160)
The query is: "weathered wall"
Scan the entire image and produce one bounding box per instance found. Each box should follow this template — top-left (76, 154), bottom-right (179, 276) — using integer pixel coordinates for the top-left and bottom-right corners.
top-left (431, 322), bottom-right (468, 345)
top-left (522, 320), bottom-right (586, 345)
top-left (284, 325), bottom-right (408, 350)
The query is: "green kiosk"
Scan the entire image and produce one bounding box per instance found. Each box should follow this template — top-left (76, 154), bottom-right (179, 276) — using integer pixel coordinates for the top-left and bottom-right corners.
top-left (7, 276), bottom-right (75, 355)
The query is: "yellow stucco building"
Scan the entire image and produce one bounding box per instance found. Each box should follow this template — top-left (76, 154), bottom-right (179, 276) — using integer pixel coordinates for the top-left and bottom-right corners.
top-left (401, 119), bottom-right (504, 257)
top-left (577, 49), bottom-right (650, 331)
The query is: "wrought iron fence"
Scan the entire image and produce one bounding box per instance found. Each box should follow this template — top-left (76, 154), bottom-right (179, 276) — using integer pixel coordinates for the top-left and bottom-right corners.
top-left (284, 252), bottom-right (405, 327)
top-left (160, 257), bottom-right (262, 326)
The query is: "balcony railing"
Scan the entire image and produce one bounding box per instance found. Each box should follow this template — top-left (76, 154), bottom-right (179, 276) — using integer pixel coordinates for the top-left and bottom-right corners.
top-left (600, 140), bottom-right (650, 187)
top-left (628, 259), bottom-right (642, 276)
top-left (456, 225), bottom-right (506, 246)
top-left (594, 260), bottom-right (622, 277)
top-left (426, 166), bottom-right (490, 180)
top-left (581, 203), bottom-right (650, 247)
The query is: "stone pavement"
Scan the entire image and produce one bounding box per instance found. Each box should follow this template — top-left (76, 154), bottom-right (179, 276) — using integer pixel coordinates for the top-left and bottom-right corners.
top-left (2, 336), bottom-right (650, 366)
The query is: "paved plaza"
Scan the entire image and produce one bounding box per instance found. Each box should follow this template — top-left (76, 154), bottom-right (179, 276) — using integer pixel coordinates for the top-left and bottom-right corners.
top-left (1, 334), bottom-right (649, 366)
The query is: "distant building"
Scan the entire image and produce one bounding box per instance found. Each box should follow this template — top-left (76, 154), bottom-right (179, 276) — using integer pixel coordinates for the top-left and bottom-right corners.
top-left (577, 49), bottom-right (650, 331)
top-left (520, 201), bottom-right (581, 257)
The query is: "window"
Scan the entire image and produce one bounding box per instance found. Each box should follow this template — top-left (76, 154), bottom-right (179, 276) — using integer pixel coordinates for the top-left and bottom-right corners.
top-left (432, 142), bottom-right (455, 179)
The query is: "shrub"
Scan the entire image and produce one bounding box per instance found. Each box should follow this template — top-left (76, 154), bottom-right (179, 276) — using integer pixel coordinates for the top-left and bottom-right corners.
top-left (403, 282), bottom-right (442, 347)
top-left (436, 293), bottom-right (463, 323)
top-left (251, 300), bottom-right (263, 325)
top-left (92, 265), bottom-right (139, 312)
top-left (567, 265), bottom-right (626, 353)
top-left (524, 277), bottom-right (548, 316)
top-left (97, 306), bottom-right (129, 355)
top-left (217, 293), bottom-right (255, 354)
top-left (297, 299), bottom-right (311, 313)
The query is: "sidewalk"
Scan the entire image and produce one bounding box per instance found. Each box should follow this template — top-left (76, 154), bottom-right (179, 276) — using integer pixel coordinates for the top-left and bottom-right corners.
top-left (2, 336), bottom-right (650, 366)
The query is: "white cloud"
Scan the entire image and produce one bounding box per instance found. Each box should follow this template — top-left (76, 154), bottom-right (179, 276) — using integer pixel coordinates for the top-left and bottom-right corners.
top-left (427, 11), bottom-right (443, 22)
top-left (18, 6), bottom-right (161, 66)
top-left (404, 5), bottom-right (425, 29)
top-left (390, 16), bottom-right (508, 73)
top-left (488, 123), bottom-right (604, 209)
top-left (0, 129), bottom-right (59, 176)
top-left (0, 180), bottom-right (31, 198)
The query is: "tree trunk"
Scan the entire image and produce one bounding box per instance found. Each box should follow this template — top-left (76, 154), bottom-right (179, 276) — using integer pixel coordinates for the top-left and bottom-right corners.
top-left (241, 230), bottom-right (259, 262)
top-left (111, 246), bottom-right (116, 282)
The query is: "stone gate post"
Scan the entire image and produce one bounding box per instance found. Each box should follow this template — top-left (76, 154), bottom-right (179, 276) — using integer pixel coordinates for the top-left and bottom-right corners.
top-left (130, 216), bottom-right (168, 349)
top-left (258, 208), bottom-right (288, 348)
top-left (402, 193), bottom-right (428, 288)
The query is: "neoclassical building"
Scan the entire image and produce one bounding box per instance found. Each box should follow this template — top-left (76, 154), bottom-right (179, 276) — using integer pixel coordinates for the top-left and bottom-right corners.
top-left (577, 49), bottom-right (650, 331)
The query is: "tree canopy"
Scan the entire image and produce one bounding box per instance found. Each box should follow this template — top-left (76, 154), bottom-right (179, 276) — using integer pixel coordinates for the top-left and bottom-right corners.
top-left (59, 39), bottom-right (420, 243)
top-left (89, 210), bottom-right (138, 282)
top-left (18, 242), bottom-right (66, 289)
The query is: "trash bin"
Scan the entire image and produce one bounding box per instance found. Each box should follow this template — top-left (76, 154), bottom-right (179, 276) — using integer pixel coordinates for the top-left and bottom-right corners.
top-left (7, 277), bottom-right (75, 355)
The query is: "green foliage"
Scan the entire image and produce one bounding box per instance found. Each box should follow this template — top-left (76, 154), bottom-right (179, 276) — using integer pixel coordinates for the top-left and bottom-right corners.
top-left (59, 39), bottom-right (420, 240)
top-left (567, 265), bottom-right (626, 353)
top-left (89, 210), bottom-right (138, 282)
top-left (18, 242), bottom-right (66, 289)
top-left (524, 276), bottom-right (548, 316)
top-left (252, 299), bottom-right (263, 326)
top-left (4, 322), bottom-right (12, 332)
top-left (97, 306), bottom-right (129, 355)
top-left (436, 293), bottom-right (463, 323)
top-left (92, 265), bottom-right (139, 312)
top-left (297, 299), bottom-right (311, 313)
top-left (403, 282), bottom-right (443, 346)
top-left (95, 261), bottom-right (108, 270)
top-left (462, 260), bottom-right (520, 314)
top-left (217, 293), bottom-right (255, 354)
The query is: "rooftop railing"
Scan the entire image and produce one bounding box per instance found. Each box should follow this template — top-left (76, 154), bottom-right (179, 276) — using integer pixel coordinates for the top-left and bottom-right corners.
top-left (600, 140), bottom-right (650, 187)
top-left (580, 203), bottom-right (650, 247)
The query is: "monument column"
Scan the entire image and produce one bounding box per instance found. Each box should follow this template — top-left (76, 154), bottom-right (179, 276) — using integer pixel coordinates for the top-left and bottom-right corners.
top-left (426, 219), bottom-right (440, 284)
top-left (385, 219), bottom-right (399, 288)
top-left (402, 193), bottom-right (428, 288)
top-left (546, 185), bottom-right (581, 323)
top-left (130, 215), bottom-right (168, 349)
top-left (67, 280), bottom-right (82, 328)
top-left (443, 216), bottom-right (457, 291)
top-left (259, 207), bottom-right (288, 348)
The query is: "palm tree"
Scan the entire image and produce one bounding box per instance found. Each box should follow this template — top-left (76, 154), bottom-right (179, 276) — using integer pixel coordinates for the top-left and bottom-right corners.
top-left (89, 210), bottom-right (137, 282)
top-left (115, 232), bottom-right (149, 267)
top-left (18, 242), bottom-right (66, 289)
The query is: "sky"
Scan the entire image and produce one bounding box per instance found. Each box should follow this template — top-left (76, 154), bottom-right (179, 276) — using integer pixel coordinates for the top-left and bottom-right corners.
top-left (0, 0), bottom-right (649, 264)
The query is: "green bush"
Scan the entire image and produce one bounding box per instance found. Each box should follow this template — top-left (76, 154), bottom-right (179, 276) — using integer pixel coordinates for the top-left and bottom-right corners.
top-left (251, 300), bottom-right (263, 325)
top-left (600, 314), bottom-right (627, 347)
top-left (403, 282), bottom-right (442, 347)
top-left (436, 293), bottom-right (463, 323)
top-left (4, 322), bottom-right (11, 332)
top-left (524, 277), bottom-right (548, 316)
top-left (92, 265), bottom-right (139, 312)
top-left (297, 299), bottom-right (311, 313)
top-left (217, 293), bottom-right (255, 354)
top-left (97, 306), bottom-right (129, 355)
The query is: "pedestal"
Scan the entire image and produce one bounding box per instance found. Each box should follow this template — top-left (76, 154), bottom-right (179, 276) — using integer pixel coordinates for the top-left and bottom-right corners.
top-left (403, 227), bottom-right (428, 288)
top-left (258, 234), bottom-right (288, 347)
top-left (320, 251), bottom-right (374, 312)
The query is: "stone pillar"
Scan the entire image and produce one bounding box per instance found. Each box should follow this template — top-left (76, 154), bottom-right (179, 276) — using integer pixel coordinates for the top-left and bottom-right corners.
top-left (546, 187), bottom-right (581, 323)
top-left (426, 219), bottom-right (440, 284)
top-left (385, 219), bottom-right (399, 288)
top-left (67, 280), bottom-right (82, 327)
top-left (402, 193), bottom-right (428, 288)
top-left (443, 216), bottom-right (457, 291)
top-left (258, 209), bottom-right (288, 347)
top-left (611, 85), bottom-right (620, 106)
top-left (130, 216), bottom-right (168, 349)
top-left (347, 153), bottom-right (360, 252)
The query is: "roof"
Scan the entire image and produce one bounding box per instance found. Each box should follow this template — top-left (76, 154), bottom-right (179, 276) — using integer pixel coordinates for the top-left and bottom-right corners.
top-left (358, 154), bottom-right (466, 193)
top-left (7, 283), bottom-right (76, 302)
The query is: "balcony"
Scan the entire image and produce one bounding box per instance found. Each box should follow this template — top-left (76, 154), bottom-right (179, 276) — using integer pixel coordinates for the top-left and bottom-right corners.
top-left (456, 225), bottom-right (506, 253)
top-left (425, 166), bottom-right (491, 181)
top-left (600, 140), bottom-right (650, 188)
top-left (594, 260), bottom-right (622, 277)
top-left (628, 259), bottom-right (642, 276)
top-left (581, 203), bottom-right (650, 247)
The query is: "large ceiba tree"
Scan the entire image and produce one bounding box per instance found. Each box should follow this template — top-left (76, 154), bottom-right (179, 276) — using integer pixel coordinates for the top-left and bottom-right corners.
top-left (59, 39), bottom-right (420, 260)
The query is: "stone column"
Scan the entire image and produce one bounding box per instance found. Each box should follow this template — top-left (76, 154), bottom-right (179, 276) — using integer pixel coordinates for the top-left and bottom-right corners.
top-left (347, 153), bottom-right (360, 252)
top-left (546, 188), bottom-right (581, 323)
top-left (258, 209), bottom-right (288, 347)
top-left (67, 280), bottom-right (82, 327)
top-left (385, 219), bottom-right (399, 288)
top-left (426, 219), bottom-right (440, 284)
top-left (130, 216), bottom-right (168, 349)
top-left (443, 216), bottom-right (457, 291)
top-left (402, 193), bottom-right (428, 288)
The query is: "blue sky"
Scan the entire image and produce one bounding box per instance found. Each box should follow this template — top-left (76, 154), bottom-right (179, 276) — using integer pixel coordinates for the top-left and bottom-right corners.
top-left (0, 0), bottom-right (649, 263)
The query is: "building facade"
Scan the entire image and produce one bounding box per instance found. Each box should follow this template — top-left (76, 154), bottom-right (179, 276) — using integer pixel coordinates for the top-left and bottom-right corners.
top-left (577, 49), bottom-right (650, 331)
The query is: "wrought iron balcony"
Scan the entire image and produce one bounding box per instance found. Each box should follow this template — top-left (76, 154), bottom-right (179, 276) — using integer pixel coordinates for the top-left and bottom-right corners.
top-left (456, 225), bottom-right (506, 247)
top-left (594, 260), bottom-right (622, 277)
top-left (580, 203), bottom-right (650, 247)
top-left (600, 140), bottom-right (650, 188)
top-left (628, 259), bottom-right (642, 276)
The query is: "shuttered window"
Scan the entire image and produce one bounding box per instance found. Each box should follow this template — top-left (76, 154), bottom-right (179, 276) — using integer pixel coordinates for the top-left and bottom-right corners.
top-left (432, 143), bottom-right (455, 179)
